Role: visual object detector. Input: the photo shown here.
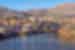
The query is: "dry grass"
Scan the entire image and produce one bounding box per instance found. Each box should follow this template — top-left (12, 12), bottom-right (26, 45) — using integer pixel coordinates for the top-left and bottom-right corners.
top-left (58, 26), bottom-right (75, 44)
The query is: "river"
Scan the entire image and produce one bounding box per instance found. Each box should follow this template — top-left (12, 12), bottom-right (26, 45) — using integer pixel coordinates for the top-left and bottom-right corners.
top-left (0, 33), bottom-right (75, 50)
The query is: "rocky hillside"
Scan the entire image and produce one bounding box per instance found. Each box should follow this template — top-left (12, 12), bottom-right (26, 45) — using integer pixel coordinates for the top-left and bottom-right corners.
top-left (0, 3), bottom-right (75, 19)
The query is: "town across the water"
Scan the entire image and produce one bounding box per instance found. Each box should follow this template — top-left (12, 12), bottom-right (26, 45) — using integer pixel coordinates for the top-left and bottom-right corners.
top-left (0, 16), bottom-right (60, 37)
top-left (0, 15), bottom-right (75, 43)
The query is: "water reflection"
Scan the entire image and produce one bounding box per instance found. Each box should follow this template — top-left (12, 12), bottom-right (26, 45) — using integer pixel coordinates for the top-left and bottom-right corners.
top-left (0, 33), bottom-right (75, 50)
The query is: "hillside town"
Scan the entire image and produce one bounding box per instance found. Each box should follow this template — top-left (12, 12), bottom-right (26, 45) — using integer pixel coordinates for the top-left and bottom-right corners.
top-left (0, 15), bottom-right (60, 38)
top-left (0, 1), bottom-right (75, 50)
top-left (0, 4), bottom-right (75, 42)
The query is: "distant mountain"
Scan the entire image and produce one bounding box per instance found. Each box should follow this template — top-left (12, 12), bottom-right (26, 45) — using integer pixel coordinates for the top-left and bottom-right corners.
top-left (26, 3), bottom-right (75, 17)
top-left (0, 6), bottom-right (30, 18)
top-left (0, 3), bottom-right (75, 19)
top-left (48, 3), bottom-right (75, 16)
top-left (26, 9), bottom-right (48, 16)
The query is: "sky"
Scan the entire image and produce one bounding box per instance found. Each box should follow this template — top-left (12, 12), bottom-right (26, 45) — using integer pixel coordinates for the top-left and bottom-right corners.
top-left (0, 0), bottom-right (74, 10)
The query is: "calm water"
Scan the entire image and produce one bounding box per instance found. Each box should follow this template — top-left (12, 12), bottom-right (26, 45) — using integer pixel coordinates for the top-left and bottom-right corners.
top-left (0, 33), bottom-right (75, 50)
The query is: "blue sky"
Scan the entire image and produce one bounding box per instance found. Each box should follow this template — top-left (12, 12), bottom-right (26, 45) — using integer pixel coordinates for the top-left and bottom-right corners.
top-left (0, 0), bottom-right (74, 10)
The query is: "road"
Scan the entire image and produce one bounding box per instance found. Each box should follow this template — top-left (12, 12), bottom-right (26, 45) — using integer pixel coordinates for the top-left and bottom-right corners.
top-left (0, 33), bottom-right (75, 50)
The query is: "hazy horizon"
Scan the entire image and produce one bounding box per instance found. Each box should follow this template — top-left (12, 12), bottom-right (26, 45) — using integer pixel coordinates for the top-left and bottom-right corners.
top-left (0, 0), bottom-right (74, 10)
